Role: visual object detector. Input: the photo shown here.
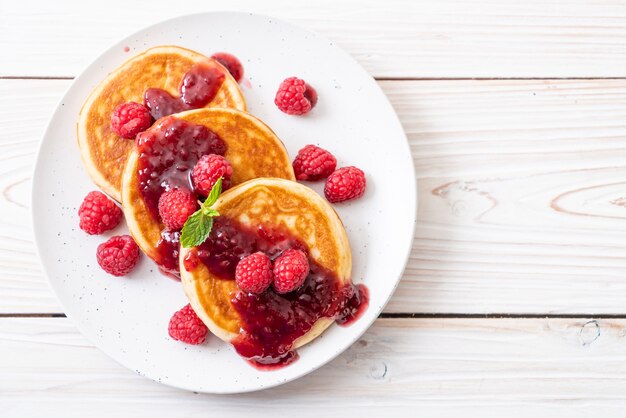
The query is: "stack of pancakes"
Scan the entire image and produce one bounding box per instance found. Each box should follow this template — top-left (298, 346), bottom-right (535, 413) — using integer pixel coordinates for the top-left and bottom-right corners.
top-left (78, 46), bottom-right (352, 359)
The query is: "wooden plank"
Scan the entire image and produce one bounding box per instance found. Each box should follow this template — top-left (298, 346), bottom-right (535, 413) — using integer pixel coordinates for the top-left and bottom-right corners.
top-left (2, 317), bottom-right (626, 417)
top-left (3, 0), bottom-right (626, 78)
top-left (0, 80), bottom-right (62, 313)
top-left (388, 79), bottom-right (626, 313)
top-left (3, 79), bottom-right (626, 314)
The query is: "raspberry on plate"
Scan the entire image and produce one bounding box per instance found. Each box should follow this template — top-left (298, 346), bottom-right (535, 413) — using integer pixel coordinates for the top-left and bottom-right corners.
top-left (292, 144), bottom-right (337, 181)
top-left (191, 154), bottom-right (233, 196)
top-left (273, 249), bottom-right (310, 294)
top-left (235, 252), bottom-right (273, 294)
top-left (78, 191), bottom-right (123, 235)
top-left (110, 101), bottom-right (152, 139)
top-left (274, 77), bottom-right (317, 115)
top-left (324, 166), bottom-right (366, 203)
top-left (96, 235), bottom-right (140, 276)
top-left (168, 303), bottom-right (209, 345)
top-left (158, 189), bottom-right (198, 230)
top-left (211, 52), bottom-right (244, 83)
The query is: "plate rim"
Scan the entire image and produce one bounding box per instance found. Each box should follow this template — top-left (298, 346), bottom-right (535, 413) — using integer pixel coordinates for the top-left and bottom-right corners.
top-left (31, 10), bottom-right (417, 393)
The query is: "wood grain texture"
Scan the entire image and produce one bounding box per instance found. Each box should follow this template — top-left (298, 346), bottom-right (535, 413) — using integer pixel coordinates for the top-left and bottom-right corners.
top-left (388, 78), bottom-right (626, 313)
top-left (3, 317), bottom-right (626, 417)
top-left (4, 78), bottom-right (626, 314)
top-left (0, 80), bottom-right (62, 313)
top-left (3, 0), bottom-right (626, 78)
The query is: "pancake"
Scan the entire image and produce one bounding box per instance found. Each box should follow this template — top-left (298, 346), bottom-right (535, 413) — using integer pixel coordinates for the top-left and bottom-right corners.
top-left (78, 45), bottom-right (246, 202)
top-left (179, 178), bottom-right (354, 366)
top-left (121, 108), bottom-right (295, 275)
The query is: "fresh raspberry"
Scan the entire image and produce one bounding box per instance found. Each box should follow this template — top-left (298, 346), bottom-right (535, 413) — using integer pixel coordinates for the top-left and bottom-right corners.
top-left (168, 304), bottom-right (208, 345)
top-left (110, 101), bottom-right (152, 139)
top-left (324, 166), bottom-right (366, 203)
top-left (273, 249), bottom-right (309, 294)
top-left (158, 189), bottom-right (198, 230)
top-left (96, 235), bottom-right (140, 276)
top-left (274, 77), bottom-right (317, 115)
top-left (78, 191), bottom-right (123, 235)
top-left (211, 52), bottom-right (244, 83)
top-left (235, 252), bottom-right (273, 294)
top-left (191, 154), bottom-right (233, 196)
top-left (292, 145), bottom-right (337, 181)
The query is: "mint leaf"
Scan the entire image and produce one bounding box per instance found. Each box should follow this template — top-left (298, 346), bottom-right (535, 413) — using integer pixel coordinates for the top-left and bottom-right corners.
top-left (203, 208), bottom-right (220, 217)
top-left (204, 177), bottom-right (223, 207)
top-left (180, 179), bottom-right (223, 248)
top-left (180, 211), bottom-right (212, 248)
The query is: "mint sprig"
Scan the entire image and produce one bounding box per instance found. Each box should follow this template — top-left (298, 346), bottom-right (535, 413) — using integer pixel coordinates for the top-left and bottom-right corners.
top-left (180, 178), bottom-right (222, 248)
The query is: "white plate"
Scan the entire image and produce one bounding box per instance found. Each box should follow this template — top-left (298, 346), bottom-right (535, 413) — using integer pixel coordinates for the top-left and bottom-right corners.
top-left (32, 12), bottom-right (416, 393)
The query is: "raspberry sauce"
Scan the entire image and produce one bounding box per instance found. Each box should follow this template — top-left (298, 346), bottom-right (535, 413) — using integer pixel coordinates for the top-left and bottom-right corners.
top-left (135, 116), bottom-right (226, 277)
top-left (211, 52), bottom-right (244, 83)
top-left (187, 216), bottom-right (369, 368)
top-left (155, 229), bottom-right (181, 279)
top-left (144, 62), bottom-right (225, 120)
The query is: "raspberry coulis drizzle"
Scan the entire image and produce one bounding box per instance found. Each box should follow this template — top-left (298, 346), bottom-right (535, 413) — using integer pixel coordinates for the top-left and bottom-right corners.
top-left (144, 62), bottom-right (225, 120)
top-left (211, 52), bottom-right (244, 83)
top-left (183, 217), bottom-right (369, 369)
top-left (135, 116), bottom-right (226, 277)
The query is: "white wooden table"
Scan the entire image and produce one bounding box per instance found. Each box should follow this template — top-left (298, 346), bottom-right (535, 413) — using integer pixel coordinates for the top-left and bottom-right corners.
top-left (3, 1), bottom-right (626, 416)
